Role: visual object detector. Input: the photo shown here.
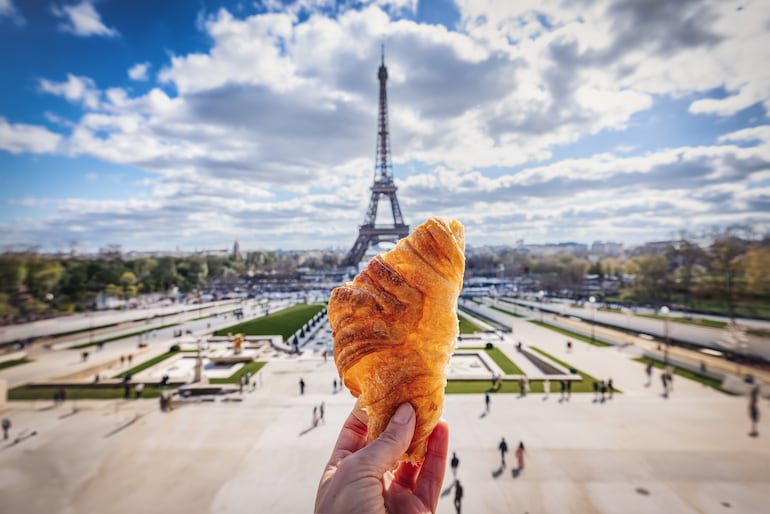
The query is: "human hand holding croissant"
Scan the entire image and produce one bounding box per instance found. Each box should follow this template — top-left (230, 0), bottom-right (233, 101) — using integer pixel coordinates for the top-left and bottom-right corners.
top-left (328, 217), bottom-right (465, 463)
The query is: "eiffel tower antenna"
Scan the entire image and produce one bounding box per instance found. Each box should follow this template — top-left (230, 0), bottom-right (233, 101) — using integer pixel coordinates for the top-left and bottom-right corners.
top-left (344, 46), bottom-right (409, 266)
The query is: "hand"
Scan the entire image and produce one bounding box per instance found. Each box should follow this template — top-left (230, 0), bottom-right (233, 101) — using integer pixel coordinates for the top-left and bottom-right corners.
top-left (315, 402), bottom-right (449, 514)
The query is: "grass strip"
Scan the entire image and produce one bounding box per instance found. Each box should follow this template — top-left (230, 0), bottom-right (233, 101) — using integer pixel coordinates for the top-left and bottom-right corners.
top-left (529, 320), bottom-right (612, 347)
top-left (209, 361), bottom-right (267, 384)
top-left (489, 304), bottom-right (525, 318)
top-left (463, 346), bottom-right (524, 375)
top-left (214, 303), bottom-right (325, 340)
top-left (70, 323), bottom-right (181, 349)
top-left (114, 350), bottom-right (180, 378)
top-left (0, 358), bottom-right (31, 370)
top-left (632, 357), bottom-right (732, 394)
top-left (529, 346), bottom-right (607, 393)
top-left (458, 314), bottom-right (485, 334)
top-left (636, 313), bottom-right (727, 329)
top-left (8, 385), bottom-right (176, 400)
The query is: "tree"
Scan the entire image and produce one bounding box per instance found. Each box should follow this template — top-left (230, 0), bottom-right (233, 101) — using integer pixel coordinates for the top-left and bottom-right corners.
top-left (120, 271), bottom-right (138, 299)
top-left (706, 227), bottom-right (749, 322)
top-left (743, 245), bottom-right (770, 297)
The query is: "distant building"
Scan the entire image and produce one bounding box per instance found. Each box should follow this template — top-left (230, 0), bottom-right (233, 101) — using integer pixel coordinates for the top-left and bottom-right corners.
top-left (590, 241), bottom-right (623, 256)
top-left (233, 240), bottom-right (241, 259)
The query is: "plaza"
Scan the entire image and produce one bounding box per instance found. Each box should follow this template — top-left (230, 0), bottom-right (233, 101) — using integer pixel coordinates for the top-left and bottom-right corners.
top-left (1, 303), bottom-right (769, 514)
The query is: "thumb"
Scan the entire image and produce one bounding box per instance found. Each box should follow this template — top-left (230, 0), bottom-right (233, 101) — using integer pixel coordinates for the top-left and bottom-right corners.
top-left (354, 403), bottom-right (415, 473)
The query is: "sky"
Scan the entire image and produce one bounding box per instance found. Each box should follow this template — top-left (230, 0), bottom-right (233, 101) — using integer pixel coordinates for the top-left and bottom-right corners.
top-left (1, 0), bottom-right (769, 254)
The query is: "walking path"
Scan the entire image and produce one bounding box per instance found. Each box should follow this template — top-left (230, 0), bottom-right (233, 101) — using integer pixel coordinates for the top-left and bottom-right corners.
top-left (1, 302), bottom-right (768, 514)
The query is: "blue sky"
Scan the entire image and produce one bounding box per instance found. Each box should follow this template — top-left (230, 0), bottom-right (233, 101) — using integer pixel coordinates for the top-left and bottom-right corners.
top-left (1, 0), bottom-right (769, 253)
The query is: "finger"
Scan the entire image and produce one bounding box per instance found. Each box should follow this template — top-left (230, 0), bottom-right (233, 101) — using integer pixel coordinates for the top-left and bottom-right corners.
top-left (327, 401), bottom-right (369, 467)
top-left (413, 419), bottom-right (449, 511)
top-left (353, 403), bottom-right (415, 474)
top-left (393, 460), bottom-right (422, 491)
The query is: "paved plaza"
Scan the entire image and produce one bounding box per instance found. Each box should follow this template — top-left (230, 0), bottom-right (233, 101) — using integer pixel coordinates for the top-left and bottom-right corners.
top-left (1, 309), bottom-right (769, 513)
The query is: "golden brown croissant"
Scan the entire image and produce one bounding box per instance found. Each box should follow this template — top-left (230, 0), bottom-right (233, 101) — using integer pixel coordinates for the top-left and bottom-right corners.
top-left (329, 217), bottom-right (465, 463)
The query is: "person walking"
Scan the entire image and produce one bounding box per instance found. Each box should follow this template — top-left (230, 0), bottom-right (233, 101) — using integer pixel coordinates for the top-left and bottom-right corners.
top-left (498, 437), bottom-right (508, 466)
top-left (645, 360), bottom-right (653, 386)
top-left (516, 441), bottom-right (527, 471)
top-left (319, 402), bottom-right (325, 424)
top-left (333, 378), bottom-right (338, 393)
top-left (661, 372), bottom-right (669, 398)
top-left (312, 406), bottom-right (318, 427)
top-left (560, 380), bottom-right (566, 400)
top-left (592, 381), bottom-right (599, 402)
top-left (749, 385), bottom-right (760, 437)
top-left (1, 418), bottom-right (10, 440)
top-left (454, 480), bottom-right (463, 514)
top-left (566, 379), bottom-right (572, 399)
top-left (600, 380), bottom-right (607, 402)
top-left (485, 391), bottom-right (490, 413)
top-left (608, 378), bottom-right (614, 399)
top-left (300, 378), bottom-right (306, 395)
top-left (450, 452), bottom-right (459, 479)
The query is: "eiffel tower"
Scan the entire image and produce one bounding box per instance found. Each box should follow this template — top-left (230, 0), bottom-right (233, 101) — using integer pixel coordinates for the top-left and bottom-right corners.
top-left (344, 46), bottom-right (409, 267)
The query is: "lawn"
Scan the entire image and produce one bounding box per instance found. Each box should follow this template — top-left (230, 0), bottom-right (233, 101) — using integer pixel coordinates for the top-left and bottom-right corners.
top-left (0, 358), bottom-right (31, 370)
top-left (8, 384), bottom-right (176, 400)
top-left (632, 357), bottom-right (732, 394)
top-left (489, 304), bottom-right (525, 318)
top-left (214, 303), bottom-right (325, 340)
top-left (114, 350), bottom-right (182, 378)
top-left (636, 313), bottom-right (728, 329)
top-left (209, 361), bottom-right (267, 384)
top-left (463, 346), bottom-right (524, 374)
top-left (70, 323), bottom-right (181, 350)
top-left (528, 320), bottom-right (613, 347)
top-left (528, 346), bottom-right (608, 393)
top-left (458, 314), bottom-right (484, 334)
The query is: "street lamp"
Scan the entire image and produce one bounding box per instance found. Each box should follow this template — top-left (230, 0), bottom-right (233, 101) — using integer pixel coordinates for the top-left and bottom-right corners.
top-left (589, 296), bottom-right (596, 344)
top-left (659, 306), bottom-right (670, 363)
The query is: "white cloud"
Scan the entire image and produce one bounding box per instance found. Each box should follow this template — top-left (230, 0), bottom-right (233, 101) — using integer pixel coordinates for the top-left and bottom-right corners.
top-left (4, 3), bottom-right (770, 251)
top-left (39, 74), bottom-right (101, 109)
top-left (52, 1), bottom-right (118, 37)
top-left (0, 117), bottom-right (61, 154)
top-left (128, 62), bottom-right (151, 81)
top-left (0, 0), bottom-right (24, 24)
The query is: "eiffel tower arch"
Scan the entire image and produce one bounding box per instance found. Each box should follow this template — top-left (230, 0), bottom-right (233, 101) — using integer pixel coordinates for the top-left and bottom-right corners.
top-left (344, 47), bottom-right (409, 267)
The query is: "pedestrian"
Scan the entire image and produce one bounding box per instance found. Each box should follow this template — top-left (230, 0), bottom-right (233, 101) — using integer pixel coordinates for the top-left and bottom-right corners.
top-left (454, 479), bottom-right (463, 514)
top-left (600, 380), bottom-right (607, 402)
top-left (700, 360), bottom-right (707, 375)
top-left (593, 381), bottom-right (599, 402)
top-left (498, 437), bottom-right (508, 466)
top-left (300, 378), bottom-right (305, 395)
top-left (450, 451), bottom-right (459, 479)
top-left (333, 378), bottom-right (338, 393)
top-left (319, 402), bottom-right (325, 424)
top-left (246, 371), bottom-right (252, 385)
top-left (485, 391), bottom-right (490, 413)
top-left (566, 379), bottom-right (572, 399)
top-left (749, 385), bottom-right (760, 437)
top-left (666, 365), bottom-right (674, 391)
top-left (516, 441), bottom-right (526, 471)
top-left (661, 372), bottom-right (669, 398)
top-left (645, 360), bottom-right (653, 386)
top-left (120, 355), bottom-right (126, 366)
top-left (124, 384), bottom-right (131, 399)
top-left (312, 406), bottom-right (318, 427)
top-left (560, 380), bottom-right (566, 400)
top-left (1, 418), bottom-right (10, 440)
top-left (566, 340), bottom-right (572, 353)
top-left (323, 350), bottom-right (328, 363)
top-left (608, 378), bottom-right (614, 399)
top-left (128, 354), bottom-right (133, 366)
top-left (239, 375), bottom-right (245, 394)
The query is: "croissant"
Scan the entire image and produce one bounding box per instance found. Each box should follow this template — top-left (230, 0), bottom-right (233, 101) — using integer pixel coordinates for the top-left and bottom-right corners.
top-left (329, 217), bottom-right (465, 463)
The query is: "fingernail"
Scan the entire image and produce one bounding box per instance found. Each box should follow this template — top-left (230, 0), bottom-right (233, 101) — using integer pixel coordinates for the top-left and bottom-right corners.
top-left (392, 403), bottom-right (414, 424)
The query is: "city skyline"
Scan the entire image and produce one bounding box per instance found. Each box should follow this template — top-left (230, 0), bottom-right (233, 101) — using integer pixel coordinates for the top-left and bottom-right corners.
top-left (1, 0), bottom-right (770, 253)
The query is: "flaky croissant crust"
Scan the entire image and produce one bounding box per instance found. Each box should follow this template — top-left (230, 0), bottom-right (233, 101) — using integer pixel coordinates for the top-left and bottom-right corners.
top-left (329, 217), bottom-right (465, 462)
